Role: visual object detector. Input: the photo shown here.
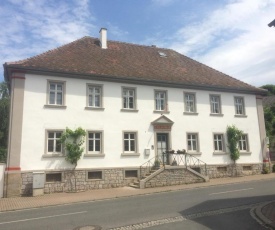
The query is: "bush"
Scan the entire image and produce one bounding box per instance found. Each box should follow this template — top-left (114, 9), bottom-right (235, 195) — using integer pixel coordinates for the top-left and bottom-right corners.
top-left (262, 166), bottom-right (270, 174)
top-left (272, 164), bottom-right (275, 173)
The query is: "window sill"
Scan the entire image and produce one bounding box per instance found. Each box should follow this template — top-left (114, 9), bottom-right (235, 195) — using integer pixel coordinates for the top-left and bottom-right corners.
top-left (44, 105), bottom-right (67, 109)
top-left (121, 153), bottom-right (140, 156)
top-left (210, 113), bottom-right (224, 117)
top-left (83, 154), bottom-right (105, 157)
top-left (85, 107), bottom-right (105, 111)
top-left (240, 151), bottom-right (252, 155)
top-left (153, 110), bottom-right (170, 114)
top-left (186, 152), bottom-right (202, 155)
top-left (234, 114), bottom-right (247, 118)
top-left (213, 152), bottom-right (227, 155)
top-left (120, 109), bottom-right (139, 112)
top-left (42, 154), bottom-right (65, 158)
top-left (183, 112), bottom-right (198, 116)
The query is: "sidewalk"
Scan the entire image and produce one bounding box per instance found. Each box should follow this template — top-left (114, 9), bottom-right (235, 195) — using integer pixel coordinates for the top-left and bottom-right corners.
top-left (1, 173), bottom-right (275, 228)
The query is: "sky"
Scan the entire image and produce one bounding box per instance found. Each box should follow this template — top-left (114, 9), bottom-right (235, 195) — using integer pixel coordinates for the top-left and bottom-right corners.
top-left (1, 0), bottom-right (275, 87)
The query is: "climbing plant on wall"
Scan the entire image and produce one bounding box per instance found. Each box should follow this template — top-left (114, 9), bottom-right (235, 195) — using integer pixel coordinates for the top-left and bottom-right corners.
top-left (226, 125), bottom-right (243, 164)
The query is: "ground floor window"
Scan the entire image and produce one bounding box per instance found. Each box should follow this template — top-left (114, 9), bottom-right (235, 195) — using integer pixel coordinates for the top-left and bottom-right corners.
top-left (47, 131), bottom-right (62, 153)
top-left (187, 133), bottom-right (199, 152)
top-left (213, 134), bottom-right (225, 152)
top-left (239, 134), bottom-right (249, 152)
top-left (123, 132), bottom-right (137, 153)
top-left (87, 131), bottom-right (102, 153)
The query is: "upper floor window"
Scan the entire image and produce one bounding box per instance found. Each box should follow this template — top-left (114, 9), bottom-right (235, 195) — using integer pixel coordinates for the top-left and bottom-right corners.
top-left (48, 82), bottom-right (64, 105)
top-left (88, 85), bottom-right (102, 108)
top-left (123, 132), bottom-right (137, 153)
top-left (155, 90), bottom-right (167, 111)
top-left (87, 131), bottom-right (102, 153)
top-left (123, 88), bottom-right (136, 109)
top-left (184, 93), bottom-right (196, 113)
top-left (187, 133), bottom-right (199, 152)
top-left (213, 134), bottom-right (225, 152)
top-left (210, 95), bottom-right (221, 114)
top-left (234, 97), bottom-right (245, 115)
top-left (47, 131), bottom-right (62, 153)
top-left (239, 134), bottom-right (249, 152)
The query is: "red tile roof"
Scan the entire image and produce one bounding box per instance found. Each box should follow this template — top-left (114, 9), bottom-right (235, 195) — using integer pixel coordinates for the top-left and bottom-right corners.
top-left (4, 36), bottom-right (266, 95)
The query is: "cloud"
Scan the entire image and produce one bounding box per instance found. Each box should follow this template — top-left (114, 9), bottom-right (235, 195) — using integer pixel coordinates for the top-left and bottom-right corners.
top-left (0, 0), bottom-right (96, 79)
top-left (167, 0), bottom-right (275, 86)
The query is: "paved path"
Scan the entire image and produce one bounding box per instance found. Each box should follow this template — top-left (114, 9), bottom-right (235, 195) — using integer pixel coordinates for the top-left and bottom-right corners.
top-left (1, 173), bottom-right (275, 228)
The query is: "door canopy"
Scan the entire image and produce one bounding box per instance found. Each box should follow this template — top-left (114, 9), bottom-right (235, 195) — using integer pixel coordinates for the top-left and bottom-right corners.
top-left (151, 115), bottom-right (174, 131)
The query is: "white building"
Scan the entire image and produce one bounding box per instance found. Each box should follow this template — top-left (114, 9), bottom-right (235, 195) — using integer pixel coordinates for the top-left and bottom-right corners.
top-left (3, 29), bottom-right (267, 197)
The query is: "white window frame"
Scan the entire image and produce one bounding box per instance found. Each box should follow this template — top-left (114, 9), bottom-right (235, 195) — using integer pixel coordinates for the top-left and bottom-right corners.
top-left (48, 81), bottom-right (65, 106)
top-left (239, 134), bottom-right (249, 152)
top-left (213, 133), bottom-right (225, 153)
top-left (210, 95), bottom-right (221, 114)
top-left (187, 133), bottom-right (199, 153)
top-left (87, 85), bottom-right (103, 108)
top-left (184, 93), bottom-right (196, 113)
top-left (155, 90), bottom-right (167, 111)
top-left (87, 131), bottom-right (103, 154)
top-left (123, 132), bottom-right (137, 154)
top-left (47, 130), bottom-right (63, 154)
top-left (122, 87), bottom-right (136, 110)
top-left (234, 96), bottom-right (245, 115)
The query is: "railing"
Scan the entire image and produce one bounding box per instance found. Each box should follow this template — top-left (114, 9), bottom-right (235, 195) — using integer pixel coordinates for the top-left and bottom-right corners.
top-left (139, 150), bottom-right (208, 179)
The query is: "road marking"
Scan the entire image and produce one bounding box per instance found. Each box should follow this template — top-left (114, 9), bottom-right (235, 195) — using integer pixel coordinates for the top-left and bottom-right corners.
top-left (209, 188), bottom-right (253, 195)
top-left (0, 211), bottom-right (87, 225)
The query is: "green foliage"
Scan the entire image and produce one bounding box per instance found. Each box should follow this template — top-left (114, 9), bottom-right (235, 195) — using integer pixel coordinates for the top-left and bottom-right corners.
top-left (60, 127), bottom-right (86, 167)
top-left (0, 81), bottom-right (9, 163)
top-left (262, 166), bottom-right (270, 174)
top-left (272, 164), bottom-right (275, 173)
top-left (226, 125), bottom-right (243, 163)
top-left (261, 84), bottom-right (275, 96)
top-left (264, 106), bottom-right (275, 137)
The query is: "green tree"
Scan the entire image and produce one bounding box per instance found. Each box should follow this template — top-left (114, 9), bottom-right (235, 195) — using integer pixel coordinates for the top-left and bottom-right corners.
top-left (60, 127), bottom-right (86, 191)
top-left (261, 84), bottom-right (275, 96)
top-left (0, 81), bottom-right (9, 163)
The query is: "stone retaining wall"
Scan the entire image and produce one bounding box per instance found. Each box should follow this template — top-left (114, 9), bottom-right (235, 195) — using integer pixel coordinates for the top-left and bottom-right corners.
top-left (144, 168), bottom-right (204, 188)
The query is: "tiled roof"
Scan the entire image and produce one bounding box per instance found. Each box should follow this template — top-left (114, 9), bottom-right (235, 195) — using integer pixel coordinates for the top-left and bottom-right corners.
top-left (4, 36), bottom-right (266, 94)
top-left (263, 95), bottom-right (275, 106)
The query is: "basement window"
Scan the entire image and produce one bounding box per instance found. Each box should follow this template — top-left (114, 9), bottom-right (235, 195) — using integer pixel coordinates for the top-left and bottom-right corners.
top-left (243, 166), bottom-right (252, 171)
top-left (87, 171), bottom-right (103, 180)
top-left (125, 170), bottom-right (138, 178)
top-left (217, 166), bottom-right (227, 173)
top-left (46, 173), bottom-right (62, 182)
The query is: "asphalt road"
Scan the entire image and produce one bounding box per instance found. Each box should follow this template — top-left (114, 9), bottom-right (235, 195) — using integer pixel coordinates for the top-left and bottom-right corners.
top-left (0, 179), bottom-right (274, 230)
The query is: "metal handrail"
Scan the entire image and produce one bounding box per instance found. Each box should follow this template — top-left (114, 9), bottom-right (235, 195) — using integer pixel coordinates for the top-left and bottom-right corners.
top-left (140, 150), bottom-right (208, 179)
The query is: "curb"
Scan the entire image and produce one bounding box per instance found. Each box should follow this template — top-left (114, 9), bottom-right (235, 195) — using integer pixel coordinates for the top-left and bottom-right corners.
top-left (254, 202), bottom-right (275, 230)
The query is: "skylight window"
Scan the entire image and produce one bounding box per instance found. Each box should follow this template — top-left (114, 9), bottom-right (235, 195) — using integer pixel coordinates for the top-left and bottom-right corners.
top-left (158, 51), bottom-right (167, 57)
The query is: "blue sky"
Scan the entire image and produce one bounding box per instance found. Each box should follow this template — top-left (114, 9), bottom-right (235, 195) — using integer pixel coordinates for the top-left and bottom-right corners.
top-left (1, 0), bottom-right (275, 86)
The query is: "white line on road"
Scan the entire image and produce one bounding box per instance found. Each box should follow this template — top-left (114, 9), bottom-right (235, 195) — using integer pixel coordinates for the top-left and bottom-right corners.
top-left (209, 188), bottom-right (253, 195)
top-left (0, 211), bottom-right (87, 225)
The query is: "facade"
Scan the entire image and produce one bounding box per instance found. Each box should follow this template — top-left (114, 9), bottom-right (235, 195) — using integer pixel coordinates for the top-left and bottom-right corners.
top-left (3, 29), bottom-right (267, 197)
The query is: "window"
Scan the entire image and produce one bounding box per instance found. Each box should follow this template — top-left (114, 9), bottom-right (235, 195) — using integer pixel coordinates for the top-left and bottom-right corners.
top-left (87, 132), bottom-right (102, 153)
top-left (125, 170), bottom-right (138, 178)
top-left (46, 173), bottom-right (62, 182)
top-left (123, 88), bottom-right (136, 109)
top-left (234, 97), bottom-right (245, 115)
top-left (47, 131), bottom-right (62, 153)
top-left (184, 93), bottom-right (196, 113)
top-left (213, 134), bottom-right (225, 152)
top-left (155, 90), bottom-right (167, 111)
top-left (48, 82), bottom-right (64, 105)
top-left (87, 171), bottom-right (102, 180)
top-left (239, 134), bottom-right (249, 152)
top-left (87, 85), bottom-right (102, 108)
top-left (187, 133), bottom-right (199, 152)
top-left (123, 132), bottom-right (137, 153)
top-left (210, 95), bottom-right (221, 114)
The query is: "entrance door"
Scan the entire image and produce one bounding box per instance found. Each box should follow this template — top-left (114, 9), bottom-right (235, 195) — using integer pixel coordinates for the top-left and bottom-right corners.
top-left (156, 133), bottom-right (169, 162)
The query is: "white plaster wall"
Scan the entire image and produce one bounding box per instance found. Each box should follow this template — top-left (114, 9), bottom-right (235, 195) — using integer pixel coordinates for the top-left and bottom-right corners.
top-left (20, 74), bottom-right (263, 171)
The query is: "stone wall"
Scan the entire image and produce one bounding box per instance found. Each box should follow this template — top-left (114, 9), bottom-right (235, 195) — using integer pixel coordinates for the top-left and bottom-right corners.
top-left (21, 168), bottom-right (138, 196)
top-left (206, 163), bottom-right (262, 178)
top-left (144, 168), bottom-right (204, 188)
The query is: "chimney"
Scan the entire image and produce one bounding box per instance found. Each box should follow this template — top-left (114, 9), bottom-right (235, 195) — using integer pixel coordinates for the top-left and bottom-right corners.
top-left (99, 28), bottom-right (107, 49)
